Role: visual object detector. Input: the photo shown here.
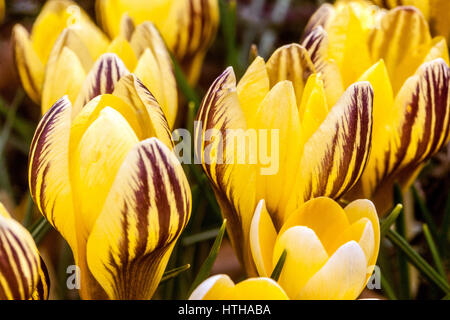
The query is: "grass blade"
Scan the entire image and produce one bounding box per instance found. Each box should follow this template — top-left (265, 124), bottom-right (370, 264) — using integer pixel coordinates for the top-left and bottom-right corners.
top-left (170, 54), bottom-right (200, 107)
top-left (160, 264), bottom-right (191, 283)
top-left (386, 229), bottom-right (450, 295)
top-left (270, 249), bottom-right (287, 281)
top-left (393, 184), bottom-right (410, 299)
top-left (187, 219), bottom-right (227, 297)
top-left (423, 224), bottom-right (447, 280)
top-left (380, 204), bottom-right (403, 238)
top-left (182, 228), bottom-right (220, 246)
top-left (29, 217), bottom-right (52, 244)
top-left (411, 185), bottom-right (439, 241)
top-left (380, 273), bottom-right (397, 300)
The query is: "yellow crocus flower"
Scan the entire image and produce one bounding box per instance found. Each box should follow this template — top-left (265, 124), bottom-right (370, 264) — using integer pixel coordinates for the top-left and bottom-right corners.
top-left (96, 0), bottom-right (219, 84)
top-left (13, 0), bottom-right (178, 127)
top-left (370, 0), bottom-right (450, 42)
top-left (0, 0), bottom-right (5, 23)
top-left (195, 44), bottom-right (374, 275)
top-left (189, 275), bottom-right (289, 300)
top-left (0, 203), bottom-right (50, 300)
top-left (28, 54), bottom-right (191, 299)
top-left (303, 1), bottom-right (450, 213)
top-left (250, 197), bottom-right (379, 299)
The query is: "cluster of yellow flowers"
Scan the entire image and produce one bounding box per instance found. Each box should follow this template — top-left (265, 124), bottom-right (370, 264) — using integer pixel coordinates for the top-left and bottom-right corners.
top-left (0, 0), bottom-right (449, 300)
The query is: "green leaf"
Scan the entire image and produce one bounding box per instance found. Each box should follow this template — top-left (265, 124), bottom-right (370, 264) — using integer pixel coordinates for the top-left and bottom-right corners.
top-left (411, 185), bottom-right (439, 241)
top-left (380, 203), bottom-right (403, 238)
top-left (29, 217), bottom-right (52, 244)
top-left (187, 219), bottom-right (227, 297)
top-left (380, 273), bottom-right (397, 300)
top-left (423, 224), bottom-right (447, 281)
top-left (160, 264), bottom-right (191, 283)
top-left (219, 0), bottom-right (241, 77)
top-left (170, 53), bottom-right (200, 108)
top-left (270, 249), bottom-right (287, 282)
top-left (386, 229), bottom-right (450, 295)
top-left (182, 228), bottom-right (220, 246)
top-left (393, 183), bottom-right (410, 299)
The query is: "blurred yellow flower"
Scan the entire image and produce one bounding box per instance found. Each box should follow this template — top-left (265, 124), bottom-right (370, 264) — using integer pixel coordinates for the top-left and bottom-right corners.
top-left (250, 197), bottom-right (379, 299)
top-left (371, 0), bottom-right (450, 42)
top-left (96, 0), bottom-right (219, 84)
top-left (28, 54), bottom-right (191, 299)
top-left (0, 0), bottom-right (4, 23)
top-left (195, 44), bottom-right (374, 274)
top-left (13, 0), bottom-right (178, 127)
top-left (0, 203), bottom-right (50, 300)
top-left (303, 1), bottom-right (450, 213)
top-left (189, 275), bottom-right (289, 300)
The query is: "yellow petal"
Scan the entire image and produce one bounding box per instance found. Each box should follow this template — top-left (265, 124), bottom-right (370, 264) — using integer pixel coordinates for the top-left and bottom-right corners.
top-left (299, 82), bottom-right (373, 202)
top-left (71, 106), bottom-right (139, 241)
top-left (348, 60), bottom-right (397, 199)
top-left (369, 6), bottom-right (432, 93)
top-left (73, 53), bottom-right (130, 115)
top-left (131, 22), bottom-right (178, 128)
top-left (12, 24), bottom-right (44, 104)
top-left (32, 0), bottom-right (108, 63)
top-left (233, 278), bottom-right (289, 300)
top-left (325, 3), bottom-right (372, 87)
top-left (86, 138), bottom-right (191, 299)
top-left (249, 200), bottom-right (277, 277)
top-left (106, 36), bottom-right (138, 71)
top-left (0, 205), bottom-right (48, 300)
top-left (236, 56), bottom-right (270, 123)
top-left (41, 45), bottom-right (87, 114)
top-left (28, 96), bottom-right (78, 258)
top-left (423, 37), bottom-right (450, 66)
top-left (162, 0), bottom-right (220, 84)
top-left (302, 26), bottom-right (345, 106)
top-left (298, 74), bottom-right (329, 142)
top-left (189, 274), bottom-right (235, 300)
top-left (430, 0), bottom-right (450, 42)
top-left (298, 241), bottom-right (367, 300)
top-left (253, 81), bottom-right (302, 227)
top-left (195, 67), bottom-right (257, 273)
top-left (344, 199), bottom-right (380, 273)
top-left (96, 0), bottom-right (173, 38)
top-left (280, 197), bottom-right (350, 255)
top-left (265, 43), bottom-right (315, 105)
top-left (112, 74), bottom-right (173, 147)
top-left (273, 226), bottom-right (328, 299)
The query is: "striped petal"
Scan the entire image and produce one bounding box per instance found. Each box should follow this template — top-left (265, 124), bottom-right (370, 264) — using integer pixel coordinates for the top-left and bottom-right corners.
top-left (131, 22), bottom-right (177, 128)
top-left (86, 138), bottom-right (191, 299)
top-left (163, 0), bottom-right (220, 84)
top-left (302, 26), bottom-right (344, 107)
top-left (368, 6), bottom-right (432, 93)
top-left (73, 53), bottom-right (130, 115)
top-left (298, 82), bottom-right (373, 202)
top-left (352, 58), bottom-right (450, 211)
top-left (195, 67), bottom-right (258, 272)
top-left (112, 74), bottom-right (173, 147)
top-left (265, 43), bottom-right (315, 106)
top-left (0, 204), bottom-right (49, 300)
top-left (12, 24), bottom-right (44, 104)
top-left (28, 96), bottom-right (78, 257)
